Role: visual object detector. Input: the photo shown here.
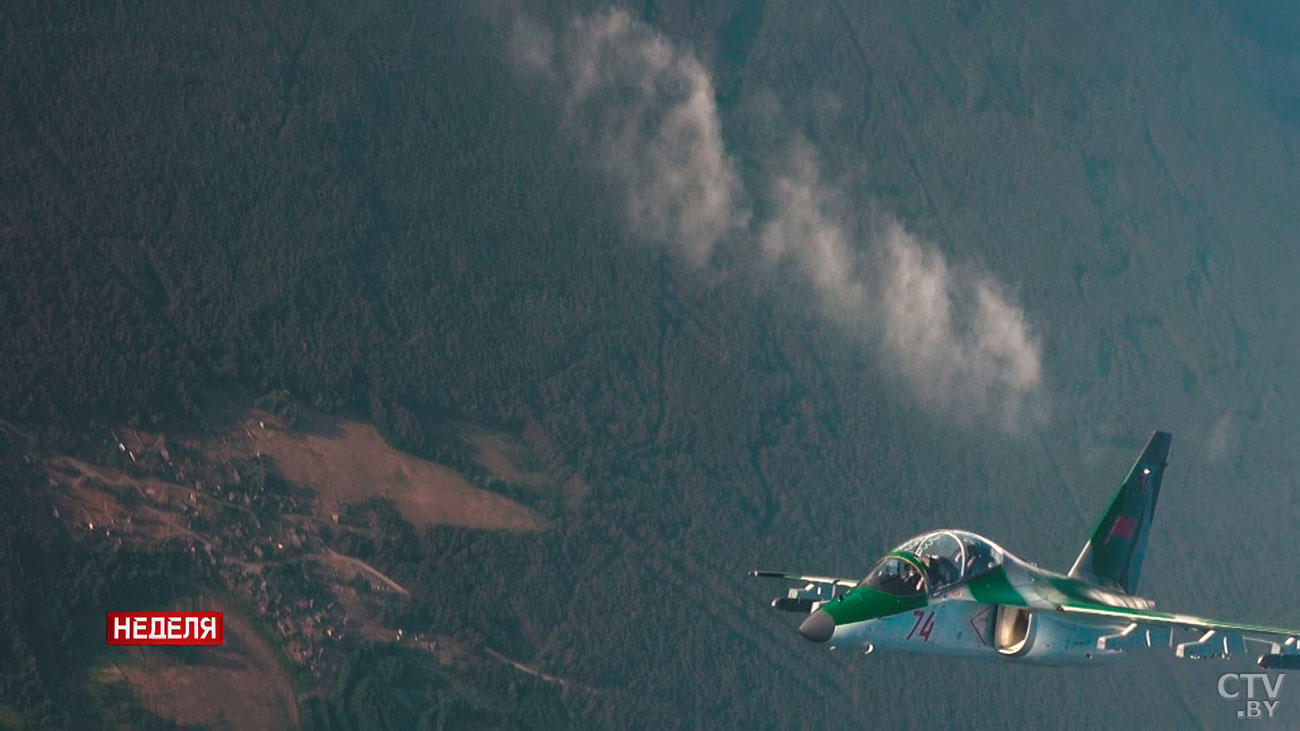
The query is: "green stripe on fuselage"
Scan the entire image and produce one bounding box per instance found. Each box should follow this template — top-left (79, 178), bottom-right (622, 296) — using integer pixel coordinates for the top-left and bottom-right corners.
top-left (966, 566), bottom-right (1028, 606)
top-left (822, 586), bottom-right (927, 626)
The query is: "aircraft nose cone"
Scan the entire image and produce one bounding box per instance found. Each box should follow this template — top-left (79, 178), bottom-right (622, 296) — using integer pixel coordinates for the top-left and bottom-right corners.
top-left (798, 609), bottom-right (835, 643)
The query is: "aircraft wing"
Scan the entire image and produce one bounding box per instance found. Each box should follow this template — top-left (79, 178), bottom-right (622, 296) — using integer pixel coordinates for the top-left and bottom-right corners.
top-left (749, 570), bottom-right (856, 614)
top-left (1056, 600), bottom-right (1300, 667)
top-left (748, 570), bottom-right (857, 588)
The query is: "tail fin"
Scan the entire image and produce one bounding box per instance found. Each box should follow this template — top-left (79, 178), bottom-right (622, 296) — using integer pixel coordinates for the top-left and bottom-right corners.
top-left (1068, 431), bottom-right (1171, 594)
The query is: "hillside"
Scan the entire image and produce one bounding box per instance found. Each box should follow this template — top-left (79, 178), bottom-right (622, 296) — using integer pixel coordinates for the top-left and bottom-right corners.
top-left (3, 0), bottom-right (1300, 728)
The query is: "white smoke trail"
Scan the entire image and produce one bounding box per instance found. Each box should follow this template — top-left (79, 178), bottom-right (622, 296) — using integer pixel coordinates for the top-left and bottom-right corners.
top-left (507, 8), bottom-right (1046, 428)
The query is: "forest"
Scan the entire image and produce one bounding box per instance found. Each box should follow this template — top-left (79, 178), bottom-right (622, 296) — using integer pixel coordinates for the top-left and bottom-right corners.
top-left (5, 0), bottom-right (1300, 728)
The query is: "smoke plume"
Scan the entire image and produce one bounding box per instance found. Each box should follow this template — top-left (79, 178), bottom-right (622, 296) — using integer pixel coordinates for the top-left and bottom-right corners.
top-left (508, 8), bottom-right (1046, 428)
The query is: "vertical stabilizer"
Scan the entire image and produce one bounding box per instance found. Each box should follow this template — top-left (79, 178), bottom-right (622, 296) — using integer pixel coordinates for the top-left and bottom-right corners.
top-left (1068, 431), bottom-right (1171, 594)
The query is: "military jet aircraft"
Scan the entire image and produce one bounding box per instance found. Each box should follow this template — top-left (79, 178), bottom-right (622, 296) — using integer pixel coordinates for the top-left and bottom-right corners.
top-left (752, 432), bottom-right (1300, 668)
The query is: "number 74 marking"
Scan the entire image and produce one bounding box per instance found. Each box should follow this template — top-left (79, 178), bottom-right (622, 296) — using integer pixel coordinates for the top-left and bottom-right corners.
top-left (907, 609), bottom-right (935, 642)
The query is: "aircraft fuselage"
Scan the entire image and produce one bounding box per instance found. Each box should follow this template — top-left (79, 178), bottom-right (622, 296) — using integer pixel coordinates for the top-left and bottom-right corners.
top-left (829, 598), bottom-right (1133, 665)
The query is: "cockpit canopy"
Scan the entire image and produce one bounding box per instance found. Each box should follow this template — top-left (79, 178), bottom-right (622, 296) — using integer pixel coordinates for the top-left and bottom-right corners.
top-left (858, 530), bottom-right (1006, 596)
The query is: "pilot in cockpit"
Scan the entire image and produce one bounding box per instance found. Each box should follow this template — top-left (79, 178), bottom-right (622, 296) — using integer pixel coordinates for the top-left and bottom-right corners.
top-left (870, 558), bottom-right (926, 595)
top-left (924, 554), bottom-right (960, 588)
top-left (962, 539), bottom-right (994, 576)
top-left (908, 565), bottom-right (926, 593)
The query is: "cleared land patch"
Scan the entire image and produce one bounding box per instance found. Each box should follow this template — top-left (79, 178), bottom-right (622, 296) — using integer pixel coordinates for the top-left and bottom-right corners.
top-left (46, 456), bottom-right (210, 545)
top-left (109, 598), bottom-right (298, 730)
top-left (213, 411), bottom-right (546, 531)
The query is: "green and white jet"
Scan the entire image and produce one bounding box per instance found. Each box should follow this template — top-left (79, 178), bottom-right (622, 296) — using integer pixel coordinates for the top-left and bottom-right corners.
top-left (752, 431), bottom-right (1300, 668)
